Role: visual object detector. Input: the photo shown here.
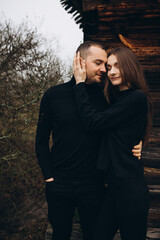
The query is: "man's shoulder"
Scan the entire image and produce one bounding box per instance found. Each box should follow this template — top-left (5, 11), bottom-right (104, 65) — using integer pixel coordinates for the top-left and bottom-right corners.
top-left (44, 80), bottom-right (72, 96)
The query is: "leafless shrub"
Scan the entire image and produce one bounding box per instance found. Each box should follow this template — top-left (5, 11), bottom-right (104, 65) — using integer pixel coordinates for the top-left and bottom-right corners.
top-left (0, 20), bottom-right (66, 234)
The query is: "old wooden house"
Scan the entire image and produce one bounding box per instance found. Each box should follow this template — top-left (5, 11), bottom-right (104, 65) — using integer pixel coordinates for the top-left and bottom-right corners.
top-left (59, 0), bottom-right (160, 237)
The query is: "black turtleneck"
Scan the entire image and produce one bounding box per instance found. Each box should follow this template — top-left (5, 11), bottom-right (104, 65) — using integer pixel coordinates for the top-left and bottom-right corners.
top-left (74, 83), bottom-right (148, 178)
top-left (35, 77), bottom-right (108, 180)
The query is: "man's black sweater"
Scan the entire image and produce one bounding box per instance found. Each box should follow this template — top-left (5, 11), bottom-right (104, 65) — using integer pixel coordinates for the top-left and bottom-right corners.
top-left (74, 83), bottom-right (148, 178)
top-left (35, 77), bottom-right (107, 180)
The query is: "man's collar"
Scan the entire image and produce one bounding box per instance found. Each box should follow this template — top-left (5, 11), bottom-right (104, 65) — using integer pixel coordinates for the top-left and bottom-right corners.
top-left (69, 76), bottom-right (104, 89)
top-left (68, 76), bottom-right (76, 86)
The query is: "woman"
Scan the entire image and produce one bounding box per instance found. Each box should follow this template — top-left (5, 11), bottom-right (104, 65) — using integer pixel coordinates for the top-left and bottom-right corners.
top-left (73, 47), bottom-right (152, 240)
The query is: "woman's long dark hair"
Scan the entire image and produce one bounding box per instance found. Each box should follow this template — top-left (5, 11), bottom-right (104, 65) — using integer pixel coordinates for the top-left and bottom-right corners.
top-left (104, 47), bottom-right (152, 146)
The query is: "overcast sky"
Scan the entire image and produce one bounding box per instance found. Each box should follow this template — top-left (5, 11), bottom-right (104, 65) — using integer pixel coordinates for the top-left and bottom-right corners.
top-left (0, 0), bottom-right (83, 62)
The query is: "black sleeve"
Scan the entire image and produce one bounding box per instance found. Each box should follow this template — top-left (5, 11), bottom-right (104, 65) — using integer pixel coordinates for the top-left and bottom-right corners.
top-left (74, 83), bottom-right (148, 133)
top-left (35, 92), bottom-right (53, 180)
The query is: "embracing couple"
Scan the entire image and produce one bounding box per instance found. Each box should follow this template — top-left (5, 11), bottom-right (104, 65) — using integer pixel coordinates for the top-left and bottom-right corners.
top-left (35, 41), bottom-right (152, 240)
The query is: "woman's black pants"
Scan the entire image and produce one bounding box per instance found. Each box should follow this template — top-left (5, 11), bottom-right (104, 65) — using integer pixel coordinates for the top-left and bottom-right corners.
top-left (93, 177), bottom-right (150, 240)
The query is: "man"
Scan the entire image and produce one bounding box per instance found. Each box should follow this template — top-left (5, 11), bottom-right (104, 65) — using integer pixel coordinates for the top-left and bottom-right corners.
top-left (35, 41), bottom-right (141, 240)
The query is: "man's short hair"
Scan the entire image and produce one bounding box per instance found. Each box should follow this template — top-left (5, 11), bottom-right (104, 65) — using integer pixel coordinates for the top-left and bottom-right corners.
top-left (76, 41), bottom-right (105, 59)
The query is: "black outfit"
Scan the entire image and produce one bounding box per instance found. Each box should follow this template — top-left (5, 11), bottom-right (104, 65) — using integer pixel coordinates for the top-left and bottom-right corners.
top-left (35, 77), bottom-right (107, 240)
top-left (74, 83), bottom-right (150, 240)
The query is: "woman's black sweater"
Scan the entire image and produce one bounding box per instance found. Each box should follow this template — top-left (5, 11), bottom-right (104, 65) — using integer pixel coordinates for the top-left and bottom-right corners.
top-left (74, 83), bottom-right (148, 178)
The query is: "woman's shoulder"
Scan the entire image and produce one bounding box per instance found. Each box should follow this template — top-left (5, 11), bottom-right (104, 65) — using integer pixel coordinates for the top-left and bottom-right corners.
top-left (130, 89), bottom-right (148, 102)
top-left (117, 89), bottom-right (147, 103)
top-left (115, 89), bottom-right (148, 110)
top-left (127, 89), bottom-right (148, 111)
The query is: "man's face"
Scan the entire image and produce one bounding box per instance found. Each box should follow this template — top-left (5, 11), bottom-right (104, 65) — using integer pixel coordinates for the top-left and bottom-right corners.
top-left (85, 46), bottom-right (107, 84)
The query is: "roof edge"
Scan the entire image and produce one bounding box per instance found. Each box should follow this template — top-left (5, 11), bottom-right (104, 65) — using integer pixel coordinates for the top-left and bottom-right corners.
top-left (60, 0), bottom-right (83, 28)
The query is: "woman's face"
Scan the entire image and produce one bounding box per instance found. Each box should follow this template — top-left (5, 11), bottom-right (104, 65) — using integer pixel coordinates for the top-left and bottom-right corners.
top-left (107, 54), bottom-right (122, 86)
top-left (107, 54), bottom-right (128, 90)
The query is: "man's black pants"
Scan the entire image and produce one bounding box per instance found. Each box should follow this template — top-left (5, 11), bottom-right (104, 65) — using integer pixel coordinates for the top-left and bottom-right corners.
top-left (93, 177), bottom-right (150, 240)
top-left (46, 173), bottom-right (105, 240)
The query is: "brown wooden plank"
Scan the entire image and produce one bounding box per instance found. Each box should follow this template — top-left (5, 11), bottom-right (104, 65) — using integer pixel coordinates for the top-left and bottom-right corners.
top-left (83, 0), bottom-right (106, 11)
